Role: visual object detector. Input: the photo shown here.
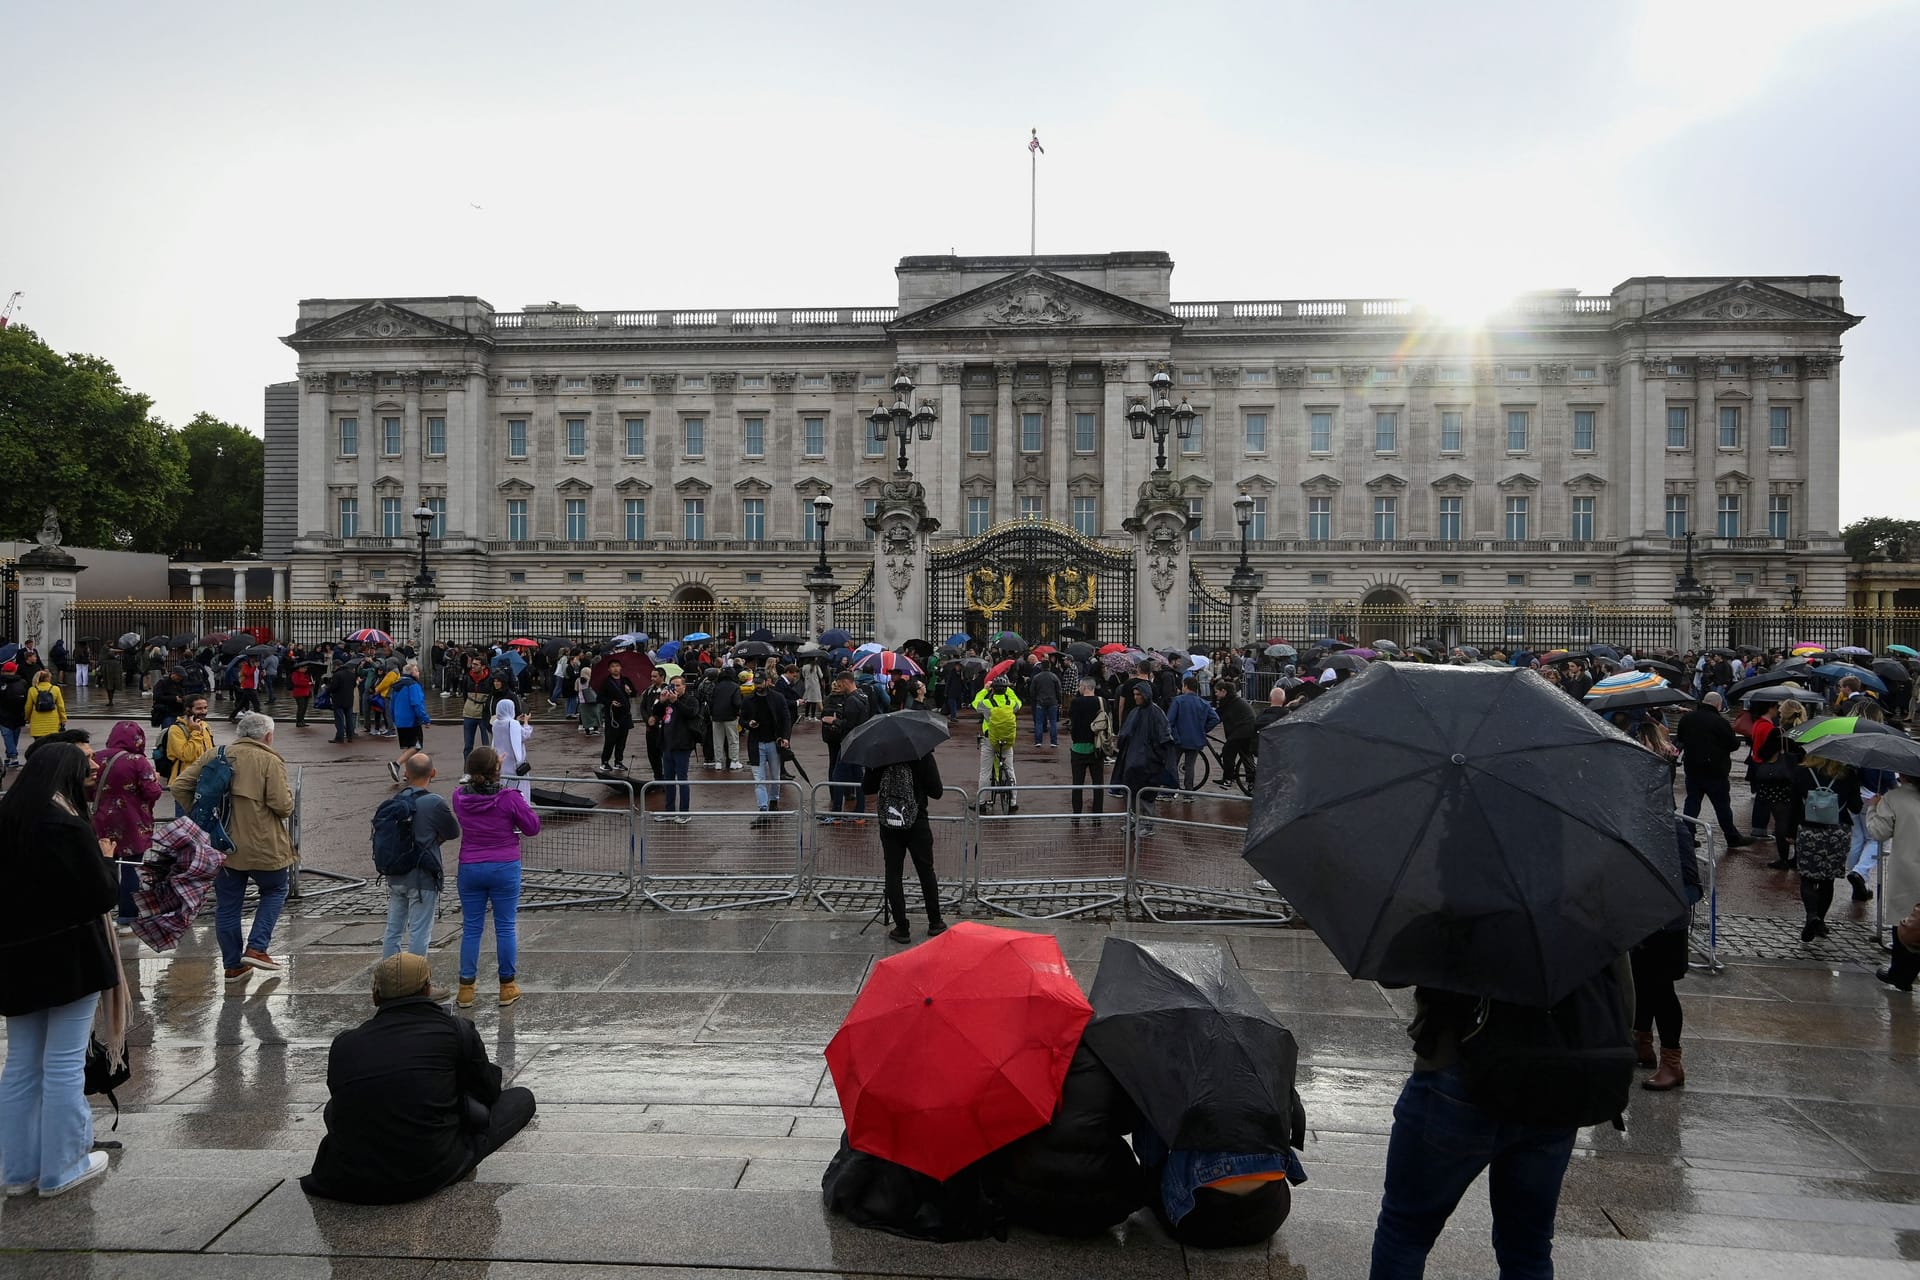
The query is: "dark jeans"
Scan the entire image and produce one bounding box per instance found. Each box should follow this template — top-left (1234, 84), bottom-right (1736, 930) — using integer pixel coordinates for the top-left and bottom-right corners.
top-left (1069, 749), bottom-right (1105, 813)
top-left (880, 823), bottom-right (942, 930)
top-left (661, 749), bottom-right (691, 811)
top-left (1801, 875), bottom-right (1835, 922)
top-left (601, 721), bottom-right (632, 767)
top-left (829, 755), bottom-right (865, 813)
top-left (1682, 770), bottom-right (1741, 841)
top-left (332, 707), bottom-right (355, 741)
top-left (293, 695), bottom-right (309, 727)
top-left (462, 717), bottom-right (491, 758)
top-left (214, 866), bottom-right (292, 970)
top-left (1370, 1066), bottom-right (1577, 1279)
top-left (465, 1086), bottom-right (536, 1173)
top-left (116, 860), bottom-right (141, 925)
top-left (1221, 736), bottom-right (1253, 789)
top-left (1033, 704), bottom-right (1058, 745)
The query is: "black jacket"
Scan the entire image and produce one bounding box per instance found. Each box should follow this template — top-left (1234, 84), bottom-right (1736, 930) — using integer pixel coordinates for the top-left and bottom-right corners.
top-left (863, 752), bottom-right (944, 829)
top-left (0, 675), bottom-right (25, 729)
top-left (0, 809), bottom-right (120, 1017)
top-left (601, 676), bottom-right (636, 728)
top-left (822, 687), bottom-right (873, 748)
top-left (707, 677), bottom-right (743, 721)
top-left (1216, 691), bottom-right (1258, 743)
top-left (1674, 707), bottom-right (1739, 779)
top-left (741, 687), bottom-right (791, 749)
top-left (994, 1044), bottom-right (1145, 1236)
top-left (301, 996), bottom-right (504, 1204)
top-left (660, 697), bottom-right (700, 752)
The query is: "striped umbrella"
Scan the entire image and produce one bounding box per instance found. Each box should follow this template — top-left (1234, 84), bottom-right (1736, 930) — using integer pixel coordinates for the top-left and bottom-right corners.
top-left (853, 650), bottom-right (923, 678)
top-left (347, 628), bottom-right (392, 646)
top-left (1582, 669), bottom-right (1668, 699)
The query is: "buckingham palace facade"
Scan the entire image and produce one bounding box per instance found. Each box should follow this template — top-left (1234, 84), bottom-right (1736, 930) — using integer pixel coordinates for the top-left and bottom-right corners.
top-left (272, 250), bottom-right (1858, 611)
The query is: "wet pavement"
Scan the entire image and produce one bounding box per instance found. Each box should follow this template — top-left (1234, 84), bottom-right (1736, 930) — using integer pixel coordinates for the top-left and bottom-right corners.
top-left (7, 684), bottom-right (1919, 1276)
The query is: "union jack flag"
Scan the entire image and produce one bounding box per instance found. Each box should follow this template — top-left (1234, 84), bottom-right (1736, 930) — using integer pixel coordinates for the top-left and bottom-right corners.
top-left (1029, 130), bottom-right (1044, 155)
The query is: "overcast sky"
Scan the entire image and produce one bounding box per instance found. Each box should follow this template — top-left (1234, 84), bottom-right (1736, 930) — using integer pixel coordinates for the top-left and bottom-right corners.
top-left (6, 0), bottom-right (1915, 522)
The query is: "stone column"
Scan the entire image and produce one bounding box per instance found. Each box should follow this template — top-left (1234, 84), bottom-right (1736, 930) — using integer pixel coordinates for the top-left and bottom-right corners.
top-left (935, 363), bottom-right (964, 533)
top-left (993, 361), bottom-right (1017, 524)
top-left (402, 372), bottom-right (423, 509)
top-left (1101, 360), bottom-right (1130, 535)
top-left (358, 376), bottom-right (378, 538)
top-left (410, 587), bottom-right (442, 659)
top-left (14, 513), bottom-right (84, 655)
top-left (1670, 584), bottom-right (1714, 653)
top-left (232, 569), bottom-right (248, 630)
top-left (805, 570), bottom-right (837, 638)
top-left (299, 373), bottom-right (331, 537)
top-left (1125, 472), bottom-right (1194, 653)
top-left (1745, 356), bottom-right (1771, 536)
top-left (1047, 360), bottom-right (1070, 523)
top-left (272, 567), bottom-right (288, 605)
top-left (1226, 570), bottom-right (1264, 651)
top-left (1804, 353), bottom-right (1840, 536)
top-left (867, 475), bottom-right (937, 648)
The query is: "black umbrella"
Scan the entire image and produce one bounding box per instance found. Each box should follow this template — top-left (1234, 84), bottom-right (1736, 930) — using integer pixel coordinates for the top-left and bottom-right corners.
top-left (1586, 686), bottom-right (1694, 713)
top-left (1244, 664), bottom-right (1687, 1007)
top-left (1065, 642), bottom-right (1095, 660)
top-left (1707, 647), bottom-right (1738, 659)
top-left (1059, 626), bottom-right (1090, 641)
top-left (1872, 659), bottom-right (1914, 686)
top-left (1586, 644), bottom-right (1623, 660)
top-left (1743, 686), bottom-right (1810, 705)
top-left (899, 638), bottom-right (934, 658)
top-left (1083, 938), bottom-right (1300, 1153)
top-left (219, 634), bottom-right (251, 656)
top-left (772, 633), bottom-right (810, 647)
top-left (243, 644), bottom-right (276, 659)
top-left (745, 627), bottom-right (776, 644)
top-left (955, 656), bottom-right (989, 671)
top-left (990, 632), bottom-right (1028, 654)
top-left (1803, 733), bottom-right (1920, 774)
top-left (1635, 658), bottom-right (1687, 680)
top-left (839, 709), bottom-right (951, 769)
top-left (1315, 652), bottom-right (1371, 675)
top-left (732, 641), bottom-right (778, 659)
top-left (1726, 661), bottom-right (1811, 699)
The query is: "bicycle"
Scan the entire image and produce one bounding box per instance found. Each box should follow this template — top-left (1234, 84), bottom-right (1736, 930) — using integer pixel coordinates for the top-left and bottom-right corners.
top-left (1185, 729), bottom-right (1254, 796)
top-left (979, 735), bottom-right (1018, 814)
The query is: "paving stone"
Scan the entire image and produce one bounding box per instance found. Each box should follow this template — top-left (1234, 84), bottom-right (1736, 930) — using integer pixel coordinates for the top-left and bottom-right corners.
top-left (25, 1257), bottom-right (431, 1280)
top-left (0, 1172), bottom-right (281, 1252)
top-left (599, 950), bottom-right (874, 994)
top-left (699, 992), bottom-right (855, 1043)
top-left (457, 992), bottom-right (720, 1042)
top-left (509, 1042), bottom-right (828, 1106)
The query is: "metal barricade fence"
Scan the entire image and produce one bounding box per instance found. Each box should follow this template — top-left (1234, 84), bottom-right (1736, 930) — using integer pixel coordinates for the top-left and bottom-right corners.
top-left (1677, 811), bottom-right (1723, 973)
top-left (1130, 787), bottom-right (1292, 925)
top-left (804, 781), bottom-right (970, 915)
top-left (515, 774), bottom-right (637, 909)
top-left (638, 778), bottom-right (806, 912)
top-left (285, 765), bottom-right (369, 901)
top-left (974, 784), bottom-right (1131, 919)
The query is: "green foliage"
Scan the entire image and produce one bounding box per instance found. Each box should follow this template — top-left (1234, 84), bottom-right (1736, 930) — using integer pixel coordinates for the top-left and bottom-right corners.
top-left (173, 412), bottom-right (264, 559)
top-left (0, 324), bottom-right (188, 552)
top-left (1841, 517), bottom-right (1920, 564)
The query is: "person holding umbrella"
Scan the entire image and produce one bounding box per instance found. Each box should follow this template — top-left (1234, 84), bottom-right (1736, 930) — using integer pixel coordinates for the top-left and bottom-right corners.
top-left (1674, 692), bottom-right (1752, 849)
top-left (846, 709), bottom-right (950, 942)
top-left (1868, 772), bottom-right (1920, 990)
top-left (1788, 754), bottom-right (1864, 943)
top-left (597, 660), bottom-right (637, 774)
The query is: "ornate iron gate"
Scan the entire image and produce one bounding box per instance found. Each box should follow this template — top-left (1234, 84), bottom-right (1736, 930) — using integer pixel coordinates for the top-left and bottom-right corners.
top-left (833, 568), bottom-right (875, 641)
top-left (927, 520), bottom-right (1135, 646)
top-left (1188, 566), bottom-right (1232, 650)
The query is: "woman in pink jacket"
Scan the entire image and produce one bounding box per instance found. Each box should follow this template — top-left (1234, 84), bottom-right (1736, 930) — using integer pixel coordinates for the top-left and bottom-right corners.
top-left (92, 721), bottom-right (165, 933)
top-left (450, 745), bottom-right (541, 1011)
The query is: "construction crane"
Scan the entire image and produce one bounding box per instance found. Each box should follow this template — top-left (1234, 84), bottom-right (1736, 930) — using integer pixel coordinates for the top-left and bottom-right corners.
top-left (0, 291), bottom-right (19, 329)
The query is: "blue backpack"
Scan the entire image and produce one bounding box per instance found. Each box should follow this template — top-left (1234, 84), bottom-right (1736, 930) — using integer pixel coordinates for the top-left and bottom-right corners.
top-left (370, 791), bottom-right (422, 877)
top-left (189, 748), bottom-right (235, 853)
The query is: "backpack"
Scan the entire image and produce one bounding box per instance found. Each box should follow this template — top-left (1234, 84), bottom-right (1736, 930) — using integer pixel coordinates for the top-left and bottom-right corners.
top-left (1803, 775), bottom-right (1842, 826)
top-left (982, 694), bottom-right (1018, 746)
top-left (84, 1035), bottom-right (133, 1132)
top-left (189, 747), bottom-right (236, 853)
top-left (878, 763), bottom-right (920, 830)
top-left (34, 687), bottom-right (55, 713)
top-left (370, 791), bottom-right (422, 876)
top-left (151, 734), bottom-right (172, 774)
top-left (1090, 709), bottom-right (1115, 756)
top-left (1454, 963), bottom-right (1635, 1130)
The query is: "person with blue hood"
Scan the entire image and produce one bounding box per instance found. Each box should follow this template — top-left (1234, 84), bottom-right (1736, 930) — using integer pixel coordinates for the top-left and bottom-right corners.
top-left (386, 660), bottom-right (432, 784)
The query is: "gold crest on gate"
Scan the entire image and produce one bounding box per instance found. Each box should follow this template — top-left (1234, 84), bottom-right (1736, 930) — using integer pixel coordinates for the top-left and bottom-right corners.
top-left (966, 567), bottom-right (1013, 617)
top-left (1046, 568), bottom-right (1095, 618)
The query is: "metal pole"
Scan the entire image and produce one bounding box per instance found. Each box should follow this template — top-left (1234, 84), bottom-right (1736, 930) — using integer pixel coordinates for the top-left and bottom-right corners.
top-left (1030, 147), bottom-right (1036, 258)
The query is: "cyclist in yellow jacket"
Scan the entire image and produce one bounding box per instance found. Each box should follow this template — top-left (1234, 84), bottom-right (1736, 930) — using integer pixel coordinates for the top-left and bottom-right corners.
top-left (972, 677), bottom-right (1022, 812)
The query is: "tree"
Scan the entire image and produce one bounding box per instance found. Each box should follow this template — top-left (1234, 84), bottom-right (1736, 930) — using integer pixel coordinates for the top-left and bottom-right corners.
top-left (1842, 517), bottom-right (1920, 564)
top-left (171, 412), bottom-right (264, 560)
top-left (0, 324), bottom-right (188, 551)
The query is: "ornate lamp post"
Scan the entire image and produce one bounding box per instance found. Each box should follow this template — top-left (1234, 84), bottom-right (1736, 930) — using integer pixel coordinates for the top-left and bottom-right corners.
top-left (1232, 493), bottom-right (1257, 583)
top-left (1126, 370), bottom-right (1198, 473)
top-left (410, 503), bottom-right (437, 591)
top-left (806, 493), bottom-right (837, 636)
top-left (868, 373), bottom-right (938, 476)
top-left (1669, 529), bottom-right (1715, 653)
top-left (1227, 491), bottom-right (1264, 651)
top-left (811, 493), bottom-right (835, 576)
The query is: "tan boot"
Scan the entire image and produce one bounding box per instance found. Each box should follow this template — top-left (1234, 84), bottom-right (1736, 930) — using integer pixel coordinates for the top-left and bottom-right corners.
top-left (498, 980), bottom-right (522, 1007)
top-left (1643, 1046), bottom-right (1684, 1091)
top-left (456, 982), bottom-right (476, 1009)
top-left (1633, 1030), bottom-right (1656, 1068)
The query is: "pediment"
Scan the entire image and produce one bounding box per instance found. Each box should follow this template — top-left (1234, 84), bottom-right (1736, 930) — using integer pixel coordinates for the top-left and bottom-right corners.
top-left (613, 476), bottom-right (653, 494)
top-left (1183, 474), bottom-right (1214, 492)
top-left (372, 473), bottom-right (405, 493)
top-left (1712, 386), bottom-right (1752, 400)
top-left (890, 268), bottom-right (1181, 334)
top-left (1716, 469), bottom-right (1753, 486)
top-left (733, 476), bottom-right (773, 495)
top-left (1639, 280), bottom-right (1859, 330)
top-left (1364, 472), bottom-right (1408, 492)
top-left (1069, 471), bottom-right (1104, 488)
top-left (286, 300), bottom-right (477, 347)
top-left (1563, 472), bottom-right (1608, 490)
top-left (673, 476), bottom-right (712, 494)
top-left (1237, 473), bottom-right (1276, 493)
top-left (962, 472), bottom-right (994, 488)
top-left (1430, 472), bottom-right (1474, 492)
top-left (1300, 472), bottom-right (1341, 493)
top-left (496, 477), bottom-right (535, 495)
top-left (555, 476), bottom-right (594, 494)
top-left (793, 475), bottom-right (834, 497)
top-left (852, 476), bottom-right (887, 494)
top-left (1497, 472), bottom-right (1541, 491)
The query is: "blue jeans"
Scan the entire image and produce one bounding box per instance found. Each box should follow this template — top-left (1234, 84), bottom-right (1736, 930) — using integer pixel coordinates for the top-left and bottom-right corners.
top-left (754, 741), bottom-right (781, 810)
top-left (1370, 1066), bottom-right (1577, 1279)
top-left (1850, 811), bottom-right (1882, 878)
top-left (214, 866), bottom-right (291, 970)
top-left (382, 868), bottom-right (440, 958)
top-left (462, 717), bottom-right (492, 758)
top-left (0, 724), bottom-right (18, 760)
top-left (661, 749), bottom-right (691, 811)
top-left (458, 860), bottom-right (521, 983)
top-left (1033, 704), bottom-right (1058, 745)
top-left (829, 755), bottom-right (865, 813)
top-left (0, 993), bottom-right (101, 1191)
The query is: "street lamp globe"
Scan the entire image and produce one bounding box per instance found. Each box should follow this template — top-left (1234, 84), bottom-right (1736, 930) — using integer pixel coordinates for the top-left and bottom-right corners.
top-left (1233, 492), bottom-right (1255, 529)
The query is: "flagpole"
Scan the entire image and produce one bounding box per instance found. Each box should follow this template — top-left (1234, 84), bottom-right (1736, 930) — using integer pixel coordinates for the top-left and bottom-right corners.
top-left (1030, 145), bottom-right (1037, 258)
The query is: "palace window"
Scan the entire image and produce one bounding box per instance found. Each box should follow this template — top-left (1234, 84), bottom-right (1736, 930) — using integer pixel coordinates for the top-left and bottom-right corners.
top-left (1020, 495), bottom-right (1043, 521)
top-left (565, 418), bottom-right (587, 458)
top-left (1665, 494), bottom-right (1689, 539)
top-left (1718, 406), bottom-right (1741, 449)
top-left (1075, 412), bottom-right (1097, 453)
top-left (1769, 493), bottom-right (1792, 538)
top-left (1309, 411), bottom-right (1332, 454)
top-left (1440, 411), bottom-right (1463, 454)
top-left (1504, 496), bottom-right (1530, 541)
top-left (382, 417), bottom-right (401, 456)
top-left (683, 498), bottom-right (706, 541)
top-left (1248, 497), bottom-right (1267, 540)
top-left (1666, 406), bottom-right (1690, 449)
top-left (804, 417), bottom-right (826, 457)
top-left (1373, 496), bottom-right (1398, 541)
top-left (1375, 412), bottom-right (1398, 453)
top-left (338, 418), bottom-right (358, 457)
top-left (625, 418), bottom-right (646, 457)
top-left (1244, 412), bottom-right (1266, 452)
top-left (968, 414), bottom-right (990, 453)
top-left (381, 496), bottom-right (403, 538)
top-left (683, 418), bottom-right (705, 457)
top-left (966, 497), bottom-right (990, 536)
top-left (337, 497), bottom-right (359, 536)
top-left (742, 498), bottom-right (765, 542)
top-left (1506, 411), bottom-right (1529, 452)
top-left (426, 498), bottom-right (445, 539)
top-left (1437, 496), bottom-right (1462, 542)
top-left (1020, 413), bottom-right (1043, 453)
top-left (426, 416), bottom-right (446, 456)
top-left (623, 499), bottom-right (646, 541)
top-left (564, 498), bottom-right (587, 541)
top-left (507, 419), bottom-right (527, 458)
top-left (1572, 410), bottom-right (1595, 452)
top-left (1182, 413), bottom-right (1204, 454)
top-left (803, 499), bottom-right (822, 543)
top-left (1769, 406), bottom-right (1792, 449)
top-left (1716, 493), bottom-right (1740, 538)
top-left (1307, 496), bottom-right (1331, 541)
top-left (1570, 496), bottom-right (1595, 542)
top-left (1185, 497), bottom-right (1204, 541)
top-left (506, 499), bottom-right (527, 542)
top-left (743, 417), bottom-right (765, 458)
top-left (683, 375), bottom-right (705, 390)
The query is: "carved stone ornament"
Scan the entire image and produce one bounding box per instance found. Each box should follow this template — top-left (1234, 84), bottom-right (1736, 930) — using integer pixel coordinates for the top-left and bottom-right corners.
top-left (830, 371), bottom-right (859, 392)
top-left (1146, 519), bottom-right (1185, 606)
top-left (707, 371), bottom-right (736, 392)
top-left (1048, 361), bottom-right (1072, 384)
top-left (1277, 366), bottom-right (1304, 385)
top-left (882, 521), bottom-right (917, 607)
top-left (770, 371), bottom-right (799, 392)
top-left (650, 372), bottom-right (680, 394)
top-left (1539, 363), bottom-right (1568, 384)
top-left (23, 599), bottom-right (43, 651)
top-left (1102, 359), bottom-right (1130, 380)
top-left (1341, 365), bottom-right (1372, 387)
top-left (993, 361), bottom-right (1020, 383)
top-left (1212, 367), bottom-right (1241, 386)
top-left (531, 373), bottom-right (560, 394)
top-left (356, 316), bottom-right (415, 339)
top-left (987, 289), bottom-right (1081, 326)
top-left (1408, 364), bottom-right (1435, 385)
top-left (1803, 353), bottom-right (1836, 378)
top-left (35, 505), bottom-right (63, 549)
top-left (1471, 363), bottom-right (1498, 384)
top-left (303, 373), bottom-right (331, 394)
top-left (400, 371), bottom-right (423, 392)
top-left (591, 372), bottom-right (620, 394)
top-left (937, 362), bottom-right (965, 383)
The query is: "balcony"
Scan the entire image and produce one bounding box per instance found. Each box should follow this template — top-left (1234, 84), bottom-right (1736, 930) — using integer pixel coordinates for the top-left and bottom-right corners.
top-left (475, 538), bottom-right (871, 555)
top-left (489, 307), bottom-right (899, 338)
top-left (1191, 538), bottom-right (1619, 555)
top-left (1170, 294), bottom-right (1613, 330)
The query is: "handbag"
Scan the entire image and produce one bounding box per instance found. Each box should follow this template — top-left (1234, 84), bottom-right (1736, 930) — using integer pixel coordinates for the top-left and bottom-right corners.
top-left (84, 1035), bottom-right (132, 1131)
top-left (514, 761), bottom-right (532, 777)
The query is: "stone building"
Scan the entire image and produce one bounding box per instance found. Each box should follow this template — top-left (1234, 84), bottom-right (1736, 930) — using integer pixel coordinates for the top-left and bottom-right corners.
top-left (275, 251), bottom-right (1858, 616)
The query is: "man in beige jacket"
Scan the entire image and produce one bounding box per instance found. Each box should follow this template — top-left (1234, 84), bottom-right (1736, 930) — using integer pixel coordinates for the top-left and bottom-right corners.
top-left (170, 711), bottom-right (295, 982)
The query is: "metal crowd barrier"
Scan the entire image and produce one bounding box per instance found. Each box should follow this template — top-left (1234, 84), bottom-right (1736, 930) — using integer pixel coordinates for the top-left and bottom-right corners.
top-left (974, 784), bottom-right (1131, 919)
top-left (638, 778), bottom-right (807, 912)
top-left (1677, 811), bottom-right (1723, 973)
top-left (1131, 787), bottom-right (1292, 925)
top-left (805, 781), bottom-right (970, 915)
top-left (284, 765), bottom-right (369, 901)
top-left (514, 774), bottom-right (637, 910)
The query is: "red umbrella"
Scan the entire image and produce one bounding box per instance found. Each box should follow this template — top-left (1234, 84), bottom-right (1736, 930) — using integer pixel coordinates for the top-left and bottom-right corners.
top-left (1096, 643), bottom-right (1129, 656)
top-left (506, 637), bottom-right (540, 649)
top-left (590, 649), bottom-right (654, 693)
top-left (826, 922), bottom-right (1091, 1180)
top-left (985, 658), bottom-right (1016, 682)
top-left (1031, 644), bottom-right (1058, 658)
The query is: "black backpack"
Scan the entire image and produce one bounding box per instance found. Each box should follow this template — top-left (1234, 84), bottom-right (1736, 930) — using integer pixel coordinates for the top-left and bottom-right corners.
top-left (370, 791), bottom-right (422, 877)
top-left (1454, 963), bottom-right (1635, 1130)
top-left (34, 687), bottom-right (56, 713)
top-left (878, 763), bottom-right (920, 829)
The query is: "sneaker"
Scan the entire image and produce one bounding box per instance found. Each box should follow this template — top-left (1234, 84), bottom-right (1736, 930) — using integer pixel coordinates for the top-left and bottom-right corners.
top-left (458, 774), bottom-right (471, 785)
top-left (388, 760), bottom-right (402, 782)
top-left (498, 980), bottom-right (522, 1007)
top-left (241, 948), bottom-right (280, 972)
top-left (927, 922), bottom-right (949, 938)
top-left (1850, 872), bottom-right (1875, 902)
top-left (673, 815), bottom-right (693, 825)
top-left (225, 966), bottom-right (251, 983)
top-left (457, 982), bottom-right (476, 1009)
top-left (816, 815), bottom-right (841, 825)
top-left (1726, 835), bottom-right (1754, 848)
top-left (39, 1151), bottom-right (109, 1198)
top-left (728, 762), bottom-right (743, 771)
top-left (2, 1180), bottom-right (35, 1198)
top-left (886, 927), bottom-right (912, 944)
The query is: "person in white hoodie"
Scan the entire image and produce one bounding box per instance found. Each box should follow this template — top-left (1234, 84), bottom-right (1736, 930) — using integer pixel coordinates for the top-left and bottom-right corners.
top-left (490, 699), bottom-right (533, 798)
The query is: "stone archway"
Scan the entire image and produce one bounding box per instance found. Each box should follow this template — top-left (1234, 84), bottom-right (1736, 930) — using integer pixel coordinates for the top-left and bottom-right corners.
top-left (670, 584), bottom-right (716, 638)
top-left (1359, 587), bottom-right (1414, 649)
